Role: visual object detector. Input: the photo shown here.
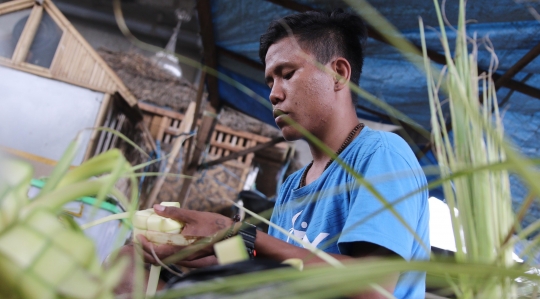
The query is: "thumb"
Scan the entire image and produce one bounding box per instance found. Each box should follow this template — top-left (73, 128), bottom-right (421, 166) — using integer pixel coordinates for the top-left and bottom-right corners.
top-left (153, 204), bottom-right (191, 222)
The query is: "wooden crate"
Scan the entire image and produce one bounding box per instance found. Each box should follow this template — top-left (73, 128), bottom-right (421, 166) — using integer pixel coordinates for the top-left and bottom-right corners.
top-left (139, 102), bottom-right (273, 168)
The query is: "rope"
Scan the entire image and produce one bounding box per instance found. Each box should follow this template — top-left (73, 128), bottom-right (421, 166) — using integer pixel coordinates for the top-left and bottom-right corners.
top-left (149, 243), bottom-right (183, 277)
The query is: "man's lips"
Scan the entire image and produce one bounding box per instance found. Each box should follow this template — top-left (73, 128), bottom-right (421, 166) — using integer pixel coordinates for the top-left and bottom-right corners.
top-left (273, 109), bottom-right (288, 119)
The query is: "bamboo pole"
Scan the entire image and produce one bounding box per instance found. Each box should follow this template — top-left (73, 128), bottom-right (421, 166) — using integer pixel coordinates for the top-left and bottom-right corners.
top-left (181, 72), bottom-right (206, 168)
top-left (129, 105), bottom-right (157, 154)
top-left (12, 4), bottom-right (43, 64)
top-left (18, 61), bottom-right (50, 75)
top-left (198, 137), bottom-right (285, 170)
top-left (109, 114), bottom-right (126, 149)
top-left (137, 122), bottom-right (158, 153)
top-left (145, 102), bottom-right (196, 208)
top-left (48, 28), bottom-right (67, 73)
top-left (0, 59), bottom-right (50, 77)
top-left (0, 0), bottom-right (33, 15)
top-left (209, 131), bottom-right (217, 156)
top-left (82, 93), bottom-right (112, 161)
top-left (494, 41), bottom-right (540, 90)
top-left (156, 116), bottom-right (170, 143)
top-left (93, 106), bottom-right (113, 156)
top-left (138, 102), bottom-right (186, 121)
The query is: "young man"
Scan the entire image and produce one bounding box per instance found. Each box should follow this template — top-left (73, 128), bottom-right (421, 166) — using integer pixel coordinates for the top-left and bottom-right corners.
top-left (136, 10), bottom-right (430, 299)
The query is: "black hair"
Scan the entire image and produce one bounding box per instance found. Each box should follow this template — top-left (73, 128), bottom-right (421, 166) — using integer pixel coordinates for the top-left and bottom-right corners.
top-left (259, 9), bottom-right (367, 88)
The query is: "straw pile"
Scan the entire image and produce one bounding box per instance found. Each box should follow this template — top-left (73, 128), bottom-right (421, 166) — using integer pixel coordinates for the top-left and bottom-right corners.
top-left (98, 48), bottom-right (197, 113)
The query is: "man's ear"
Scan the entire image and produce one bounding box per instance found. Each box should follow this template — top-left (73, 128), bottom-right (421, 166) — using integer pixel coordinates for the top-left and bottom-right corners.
top-left (332, 57), bottom-right (351, 91)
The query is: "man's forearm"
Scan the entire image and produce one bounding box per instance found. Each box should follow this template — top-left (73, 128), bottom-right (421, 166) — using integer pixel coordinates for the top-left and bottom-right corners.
top-left (254, 230), bottom-right (355, 265)
top-left (253, 232), bottom-right (398, 299)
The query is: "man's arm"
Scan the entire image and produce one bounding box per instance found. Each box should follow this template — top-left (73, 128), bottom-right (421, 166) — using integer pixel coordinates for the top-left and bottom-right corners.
top-left (138, 205), bottom-right (399, 298)
top-left (254, 229), bottom-right (395, 263)
top-left (254, 232), bottom-right (399, 298)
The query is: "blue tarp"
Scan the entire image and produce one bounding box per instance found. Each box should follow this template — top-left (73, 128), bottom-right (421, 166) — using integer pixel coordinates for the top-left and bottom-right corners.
top-left (217, 66), bottom-right (275, 127)
top-left (209, 0), bottom-right (540, 227)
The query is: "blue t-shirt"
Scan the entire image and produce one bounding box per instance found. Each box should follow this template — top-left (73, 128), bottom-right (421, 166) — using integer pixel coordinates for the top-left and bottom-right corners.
top-left (268, 126), bottom-right (430, 298)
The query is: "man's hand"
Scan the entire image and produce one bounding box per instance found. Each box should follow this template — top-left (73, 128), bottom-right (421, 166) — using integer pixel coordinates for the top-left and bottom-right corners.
top-left (152, 204), bottom-right (234, 237)
top-left (136, 204), bottom-right (234, 267)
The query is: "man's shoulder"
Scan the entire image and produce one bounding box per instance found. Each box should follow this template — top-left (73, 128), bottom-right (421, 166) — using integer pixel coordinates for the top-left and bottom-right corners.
top-left (348, 126), bottom-right (412, 159)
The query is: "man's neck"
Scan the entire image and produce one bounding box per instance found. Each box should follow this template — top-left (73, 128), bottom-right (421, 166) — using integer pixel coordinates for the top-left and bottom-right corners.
top-left (308, 118), bottom-right (361, 166)
top-left (300, 118), bottom-right (361, 187)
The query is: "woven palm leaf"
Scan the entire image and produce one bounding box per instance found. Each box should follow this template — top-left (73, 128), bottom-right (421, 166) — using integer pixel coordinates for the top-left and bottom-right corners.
top-left (0, 147), bottom-right (133, 299)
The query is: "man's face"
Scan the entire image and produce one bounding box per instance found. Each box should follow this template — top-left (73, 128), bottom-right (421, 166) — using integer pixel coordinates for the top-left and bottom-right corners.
top-left (264, 37), bottom-right (336, 141)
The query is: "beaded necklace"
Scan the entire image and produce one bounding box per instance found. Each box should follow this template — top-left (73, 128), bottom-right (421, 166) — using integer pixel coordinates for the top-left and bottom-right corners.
top-left (299, 123), bottom-right (364, 188)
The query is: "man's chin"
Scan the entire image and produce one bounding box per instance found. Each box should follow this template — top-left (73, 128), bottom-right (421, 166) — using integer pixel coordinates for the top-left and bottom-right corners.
top-left (279, 128), bottom-right (303, 141)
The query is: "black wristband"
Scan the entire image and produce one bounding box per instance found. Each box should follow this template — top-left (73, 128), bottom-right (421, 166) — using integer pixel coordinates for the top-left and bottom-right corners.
top-left (238, 222), bottom-right (257, 259)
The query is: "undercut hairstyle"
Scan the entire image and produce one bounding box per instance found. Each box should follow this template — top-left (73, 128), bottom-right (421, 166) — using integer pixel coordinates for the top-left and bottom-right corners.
top-left (259, 9), bottom-right (367, 88)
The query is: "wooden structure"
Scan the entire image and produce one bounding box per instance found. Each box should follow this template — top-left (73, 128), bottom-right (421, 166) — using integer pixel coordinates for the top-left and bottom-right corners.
top-left (140, 101), bottom-right (274, 168)
top-left (0, 0), bottom-right (141, 175)
top-left (0, 0), bottom-right (290, 211)
top-left (138, 102), bottom-right (289, 213)
top-left (0, 0), bottom-right (136, 103)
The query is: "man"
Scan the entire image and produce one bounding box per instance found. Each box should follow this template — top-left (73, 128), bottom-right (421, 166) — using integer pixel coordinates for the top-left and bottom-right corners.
top-left (136, 9), bottom-right (430, 298)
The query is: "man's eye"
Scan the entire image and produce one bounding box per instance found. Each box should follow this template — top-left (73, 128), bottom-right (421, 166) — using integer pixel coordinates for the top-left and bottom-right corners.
top-left (284, 71), bottom-right (295, 80)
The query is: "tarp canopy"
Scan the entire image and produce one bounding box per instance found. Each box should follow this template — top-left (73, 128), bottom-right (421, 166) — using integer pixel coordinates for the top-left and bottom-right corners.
top-left (208, 0), bottom-right (540, 227)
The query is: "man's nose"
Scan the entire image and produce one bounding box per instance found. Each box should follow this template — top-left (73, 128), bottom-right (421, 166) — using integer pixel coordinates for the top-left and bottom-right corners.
top-left (269, 83), bottom-right (284, 105)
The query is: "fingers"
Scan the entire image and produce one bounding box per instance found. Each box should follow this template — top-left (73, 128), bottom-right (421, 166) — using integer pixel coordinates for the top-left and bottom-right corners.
top-left (137, 235), bottom-right (163, 264)
top-left (141, 248), bottom-right (157, 264)
top-left (137, 235), bottom-right (189, 265)
top-left (175, 255), bottom-right (218, 268)
top-left (138, 235), bottom-right (177, 256)
top-left (135, 234), bottom-right (217, 267)
top-left (133, 239), bottom-right (157, 264)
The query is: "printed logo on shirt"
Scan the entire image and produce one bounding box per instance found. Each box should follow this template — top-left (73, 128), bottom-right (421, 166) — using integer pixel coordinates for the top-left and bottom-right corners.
top-left (287, 210), bottom-right (329, 248)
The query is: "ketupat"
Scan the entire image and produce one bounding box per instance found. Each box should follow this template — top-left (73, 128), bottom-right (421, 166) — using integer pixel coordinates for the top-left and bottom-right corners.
top-left (0, 148), bottom-right (133, 299)
top-left (132, 202), bottom-right (192, 246)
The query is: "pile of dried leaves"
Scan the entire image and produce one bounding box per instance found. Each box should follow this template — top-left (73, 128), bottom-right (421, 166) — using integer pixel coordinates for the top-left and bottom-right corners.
top-left (98, 48), bottom-right (280, 138)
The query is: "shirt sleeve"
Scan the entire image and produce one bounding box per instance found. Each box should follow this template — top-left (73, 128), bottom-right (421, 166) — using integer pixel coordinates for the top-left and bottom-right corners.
top-left (337, 146), bottom-right (424, 261)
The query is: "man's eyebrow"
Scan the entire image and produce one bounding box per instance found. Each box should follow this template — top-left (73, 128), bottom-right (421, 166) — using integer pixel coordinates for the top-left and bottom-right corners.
top-left (265, 65), bottom-right (283, 85)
